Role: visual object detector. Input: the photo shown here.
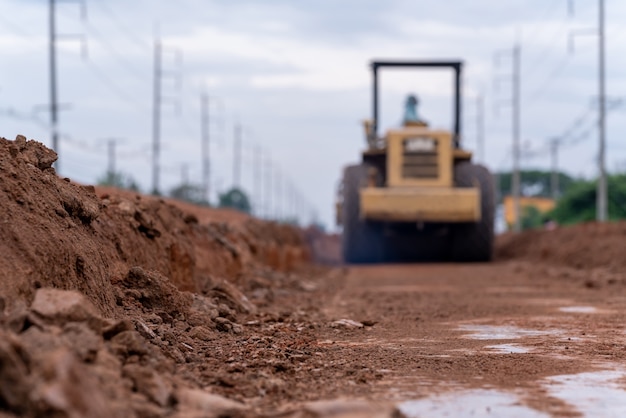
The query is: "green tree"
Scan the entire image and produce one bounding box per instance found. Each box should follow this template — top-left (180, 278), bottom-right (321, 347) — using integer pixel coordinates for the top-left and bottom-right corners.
top-left (218, 187), bottom-right (251, 213)
top-left (97, 171), bottom-right (140, 192)
top-left (169, 183), bottom-right (209, 206)
top-left (548, 174), bottom-right (626, 224)
top-left (521, 205), bottom-right (544, 230)
top-left (495, 170), bottom-right (576, 202)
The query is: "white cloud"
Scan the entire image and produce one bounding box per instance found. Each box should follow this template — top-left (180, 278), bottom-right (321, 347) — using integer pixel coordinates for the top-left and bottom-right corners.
top-left (3, 0), bottom-right (626, 228)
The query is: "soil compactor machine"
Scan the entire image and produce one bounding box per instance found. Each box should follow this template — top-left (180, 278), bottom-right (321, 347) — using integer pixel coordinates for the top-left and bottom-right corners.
top-left (339, 60), bottom-right (494, 263)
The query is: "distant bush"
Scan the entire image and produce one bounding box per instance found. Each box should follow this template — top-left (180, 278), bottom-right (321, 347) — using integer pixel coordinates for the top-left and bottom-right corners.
top-left (548, 174), bottom-right (626, 224)
top-left (169, 183), bottom-right (209, 206)
top-left (218, 187), bottom-right (251, 213)
top-left (97, 171), bottom-right (140, 192)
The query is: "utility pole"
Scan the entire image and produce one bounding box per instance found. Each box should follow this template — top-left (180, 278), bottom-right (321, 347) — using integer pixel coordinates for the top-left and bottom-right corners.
top-left (151, 39), bottom-right (162, 195)
top-left (265, 154), bottom-right (272, 219)
top-left (106, 138), bottom-right (117, 176)
top-left (233, 122), bottom-right (242, 188)
top-left (287, 182), bottom-right (294, 221)
top-left (49, 0), bottom-right (59, 168)
top-left (550, 138), bottom-right (560, 200)
top-left (181, 163), bottom-right (189, 185)
top-left (275, 166), bottom-right (281, 221)
top-left (48, 0), bottom-right (85, 173)
top-left (512, 44), bottom-right (522, 232)
top-left (254, 145), bottom-right (262, 217)
top-left (476, 94), bottom-right (485, 163)
top-left (151, 37), bottom-right (181, 195)
top-left (569, 0), bottom-right (608, 221)
top-left (597, 0), bottom-right (607, 221)
top-left (201, 93), bottom-right (210, 203)
top-left (297, 192), bottom-right (304, 225)
top-left (494, 43), bottom-right (522, 232)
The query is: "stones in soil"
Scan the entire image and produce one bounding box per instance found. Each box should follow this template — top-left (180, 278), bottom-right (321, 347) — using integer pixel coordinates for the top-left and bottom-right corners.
top-left (0, 136), bottom-right (328, 417)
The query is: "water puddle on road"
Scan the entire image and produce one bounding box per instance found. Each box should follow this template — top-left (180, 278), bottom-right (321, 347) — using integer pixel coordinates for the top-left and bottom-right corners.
top-left (485, 343), bottom-right (531, 354)
top-left (457, 324), bottom-right (558, 340)
top-left (546, 369), bottom-right (626, 417)
top-left (398, 389), bottom-right (548, 418)
top-left (559, 306), bottom-right (598, 314)
top-left (396, 368), bottom-right (626, 417)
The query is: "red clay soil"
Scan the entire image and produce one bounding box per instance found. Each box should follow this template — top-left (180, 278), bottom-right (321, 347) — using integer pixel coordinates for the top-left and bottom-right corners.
top-left (0, 135), bottom-right (332, 417)
top-left (5, 134), bottom-right (626, 418)
top-left (496, 221), bottom-right (626, 271)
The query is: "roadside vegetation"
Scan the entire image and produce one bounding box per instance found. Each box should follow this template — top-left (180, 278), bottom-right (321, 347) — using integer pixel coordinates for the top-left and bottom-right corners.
top-left (496, 170), bottom-right (626, 229)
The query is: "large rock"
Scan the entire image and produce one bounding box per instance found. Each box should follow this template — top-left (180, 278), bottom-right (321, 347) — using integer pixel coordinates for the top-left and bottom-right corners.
top-left (0, 331), bottom-right (32, 414)
top-left (174, 388), bottom-right (247, 417)
top-left (122, 363), bottom-right (173, 407)
top-left (212, 279), bottom-right (257, 314)
top-left (30, 288), bottom-right (102, 332)
top-left (33, 349), bottom-right (112, 418)
top-left (109, 330), bottom-right (149, 357)
top-left (288, 399), bottom-right (402, 418)
top-left (13, 135), bottom-right (57, 171)
top-left (122, 267), bottom-right (192, 315)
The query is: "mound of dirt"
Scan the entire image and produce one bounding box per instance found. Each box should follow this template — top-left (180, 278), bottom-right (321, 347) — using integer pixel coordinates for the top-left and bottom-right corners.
top-left (0, 136), bottom-right (371, 417)
top-left (303, 226), bottom-right (342, 265)
top-left (496, 221), bottom-right (626, 271)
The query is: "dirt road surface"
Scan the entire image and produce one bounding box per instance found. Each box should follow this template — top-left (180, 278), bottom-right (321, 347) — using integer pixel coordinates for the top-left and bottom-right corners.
top-left (3, 136), bottom-right (626, 417)
top-left (320, 262), bottom-right (626, 417)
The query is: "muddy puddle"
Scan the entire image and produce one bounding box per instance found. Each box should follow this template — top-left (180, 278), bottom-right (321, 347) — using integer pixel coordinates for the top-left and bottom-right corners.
top-left (457, 324), bottom-right (560, 340)
top-left (397, 368), bottom-right (626, 417)
top-left (485, 343), bottom-right (532, 354)
top-left (398, 389), bottom-right (548, 417)
top-left (558, 306), bottom-right (599, 313)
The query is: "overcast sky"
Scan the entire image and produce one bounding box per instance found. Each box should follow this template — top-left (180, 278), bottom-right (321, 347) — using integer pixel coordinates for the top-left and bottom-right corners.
top-left (2, 0), bottom-right (626, 228)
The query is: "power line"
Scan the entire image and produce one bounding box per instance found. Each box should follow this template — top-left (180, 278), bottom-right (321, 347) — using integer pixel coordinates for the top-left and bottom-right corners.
top-left (83, 59), bottom-right (148, 110)
top-left (0, 14), bottom-right (39, 38)
top-left (82, 20), bottom-right (147, 81)
top-left (520, 0), bottom-right (564, 48)
top-left (522, 11), bottom-right (571, 82)
top-left (525, 53), bottom-right (571, 105)
top-left (557, 105), bottom-right (595, 140)
top-left (91, 1), bottom-right (151, 52)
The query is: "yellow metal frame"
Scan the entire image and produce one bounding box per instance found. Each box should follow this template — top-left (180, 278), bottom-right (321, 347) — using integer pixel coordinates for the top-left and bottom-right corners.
top-left (360, 186), bottom-right (481, 222)
top-left (335, 201), bottom-right (343, 225)
top-left (453, 149), bottom-right (473, 161)
top-left (386, 128), bottom-right (453, 188)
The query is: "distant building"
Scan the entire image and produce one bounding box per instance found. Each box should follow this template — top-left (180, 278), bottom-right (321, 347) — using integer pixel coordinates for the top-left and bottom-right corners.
top-left (503, 196), bottom-right (555, 230)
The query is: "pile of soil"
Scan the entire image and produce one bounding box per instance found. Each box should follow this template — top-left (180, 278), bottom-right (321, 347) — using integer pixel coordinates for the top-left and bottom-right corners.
top-left (303, 227), bottom-right (341, 265)
top-left (0, 136), bottom-right (367, 417)
top-left (10, 135), bottom-right (626, 417)
top-left (496, 221), bottom-right (626, 271)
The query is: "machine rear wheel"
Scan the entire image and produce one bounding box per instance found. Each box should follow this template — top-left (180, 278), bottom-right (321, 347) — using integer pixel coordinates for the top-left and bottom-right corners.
top-left (341, 164), bottom-right (384, 264)
top-left (450, 162), bottom-right (495, 262)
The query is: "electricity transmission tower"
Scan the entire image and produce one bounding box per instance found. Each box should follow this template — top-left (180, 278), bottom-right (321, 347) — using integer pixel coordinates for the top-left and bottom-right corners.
top-left (151, 37), bottom-right (181, 195)
top-left (494, 43), bottom-right (522, 232)
top-left (48, 0), bottom-right (86, 173)
top-left (569, 0), bottom-right (607, 221)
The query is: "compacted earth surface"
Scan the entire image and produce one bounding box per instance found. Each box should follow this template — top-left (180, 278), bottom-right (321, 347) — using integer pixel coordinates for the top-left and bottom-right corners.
top-left (2, 135), bottom-right (626, 417)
